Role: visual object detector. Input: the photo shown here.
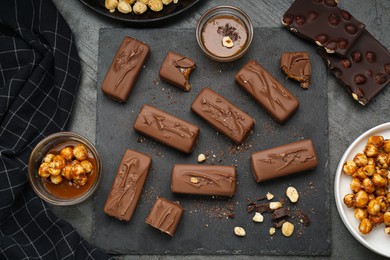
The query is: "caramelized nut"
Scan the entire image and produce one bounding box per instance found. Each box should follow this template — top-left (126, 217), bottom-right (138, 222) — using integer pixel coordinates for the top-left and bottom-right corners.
top-left (60, 147), bottom-right (74, 160)
top-left (38, 162), bottom-right (50, 178)
top-left (80, 160), bottom-right (93, 173)
top-left (359, 218), bottom-right (373, 234)
top-left (43, 154), bottom-right (55, 163)
top-left (73, 144), bottom-right (88, 161)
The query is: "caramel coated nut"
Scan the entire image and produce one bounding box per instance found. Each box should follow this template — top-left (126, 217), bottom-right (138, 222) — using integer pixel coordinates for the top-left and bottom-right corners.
top-left (385, 227), bottom-right (390, 235)
top-left (266, 192), bottom-right (274, 200)
top-left (252, 212), bottom-right (264, 223)
top-left (234, 226), bottom-right (246, 237)
top-left (269, 201), bottom-right (283, 210)
top-left (269, 227), bottom-right (276, 235)
top-left (197, 153), bottom-right (206, 163)
top-left (286, 186), bottom-right (299, 203)
top-left (281, 221), bottom-right (294, 237)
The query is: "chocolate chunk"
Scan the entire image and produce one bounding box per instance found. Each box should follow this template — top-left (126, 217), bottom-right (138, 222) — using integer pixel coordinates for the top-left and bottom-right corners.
top-left (272, 208), bottom-right (291, 220)
top-left (145, 196), bottom-right (184, 237)
top-left (251, 139), bottom-right (318, 182)
top-left (159, 52), bottom-right (196, 92)
top-left (171, 164), bottom-right (236, 197)
top-left (133, 104), bottom-right (200, 153)
top-left (191, 87), bottom-right (255, 144)
top-left (317, 30), bottom-right (390, 105)
top-left (282, 0), bottom-right (365, 56)
top-left (281, 52), bottom-right (311, 89)
top-left (104, 149), bottom-right (151, 222)
top-left (255, 203), bottom-right (272, 214)
top-left (101, 36), bottom-right (150, 103)
top-left (298, 211), bottom-right (311, 227)
top-left (274, 219), bottom-right (287, 229)
top-left (235, 60), bottom-right (299, 124)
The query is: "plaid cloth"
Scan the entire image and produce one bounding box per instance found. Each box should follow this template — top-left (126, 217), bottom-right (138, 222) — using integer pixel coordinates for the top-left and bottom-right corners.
top-left (0, 0), bottom-right (112, 259)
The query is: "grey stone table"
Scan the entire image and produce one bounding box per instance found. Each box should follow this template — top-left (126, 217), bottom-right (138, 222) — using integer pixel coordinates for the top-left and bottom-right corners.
top-left (51, 0), bottom-right (390, 258)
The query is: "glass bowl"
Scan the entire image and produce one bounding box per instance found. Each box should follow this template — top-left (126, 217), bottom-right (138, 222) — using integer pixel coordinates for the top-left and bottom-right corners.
top-left (28, 132), bottom-right (102, 206)
top-left (196, 5), bottom-right (254, 62)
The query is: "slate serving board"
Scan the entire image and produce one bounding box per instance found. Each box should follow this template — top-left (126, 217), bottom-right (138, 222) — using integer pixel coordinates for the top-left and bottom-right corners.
top-left (94, 28), bottom-right (330, 255)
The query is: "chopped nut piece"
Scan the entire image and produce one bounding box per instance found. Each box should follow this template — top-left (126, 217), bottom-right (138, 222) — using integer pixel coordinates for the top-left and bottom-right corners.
top-left (269, 227), bottom-right (276, 235)
top-left (281, 221), bottom-right (294, 237)
top-left (197, 153), bottom-right (206, 163)
top-left (222, 36), bottom-right (234, 48)
top-left (286, 186), bottom-right (299, 203)
top-left (385, 227), bottom-right (390, 235)
top-left (269, 201), bottom-right (283, 210)
top-left (266, 192), bottom-right (274, 200)
top-left (234, 226), bottom-right (246, 237)
top-left (190, 177), bottom-right (199, 184)
top-left (252, 212), bottom-right (264, 223)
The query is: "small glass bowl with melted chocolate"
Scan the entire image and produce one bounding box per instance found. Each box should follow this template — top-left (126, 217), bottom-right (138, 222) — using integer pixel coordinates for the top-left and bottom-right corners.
top-left (28, 132), bottom-right (102, 206)
top-left (196, 6), bottom-right (253, 62)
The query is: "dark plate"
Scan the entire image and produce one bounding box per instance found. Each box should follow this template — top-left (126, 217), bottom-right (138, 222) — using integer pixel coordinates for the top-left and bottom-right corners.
top-left (79, 0), bottom-right (202, 25)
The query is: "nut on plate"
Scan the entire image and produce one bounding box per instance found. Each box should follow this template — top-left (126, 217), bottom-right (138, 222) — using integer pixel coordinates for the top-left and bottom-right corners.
top-left (286, 186), bottom-right (299, 203)
top-left (234, 226), bottom-right (246, 237)
top-left (281, 221), bottom-right (294, 237)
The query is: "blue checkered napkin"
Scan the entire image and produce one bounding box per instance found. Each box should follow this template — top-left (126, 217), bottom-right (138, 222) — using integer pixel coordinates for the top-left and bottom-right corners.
top-left (0, 0), bottom-right (111, 259)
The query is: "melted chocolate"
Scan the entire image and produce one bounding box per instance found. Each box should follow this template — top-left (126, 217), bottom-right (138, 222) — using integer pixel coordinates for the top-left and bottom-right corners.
top-left (281, 52), bottom-right (311, 89)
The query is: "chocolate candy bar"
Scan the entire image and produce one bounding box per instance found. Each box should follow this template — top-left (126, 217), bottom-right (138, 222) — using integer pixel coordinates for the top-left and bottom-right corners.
top-left (281, 52), bottom-right (311, 89)
top-left (251, 139), bottom-right (318, 182)
top-left (235, 60), bottom-right (299, 124)
top-left (317, 30), bottom-right (390, 105)
top-left (104, 149), bottom-right (151, 222)
top-left (133, 104), bottom-right (200, 153)
top-left (159, 51), bottom-right (196, 92)
top-left (171, 164), bottom-right (236, 197)
top-left (145, 196), bottom-right (184, 237)
top-left (191, 87), bottom-right (254, 144)
top-left (282, 0), bottom-right (365, 56)
top-left (101, 36), bottom-right (150, 103)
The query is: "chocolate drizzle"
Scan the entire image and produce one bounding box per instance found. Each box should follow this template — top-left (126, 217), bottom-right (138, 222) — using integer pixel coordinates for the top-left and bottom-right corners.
top-left (114, 46), bottom-right (144, 91)
top-left (258, 148), bottom-right (316, 172)
top-left (183, 171), bottom-right (235, 188)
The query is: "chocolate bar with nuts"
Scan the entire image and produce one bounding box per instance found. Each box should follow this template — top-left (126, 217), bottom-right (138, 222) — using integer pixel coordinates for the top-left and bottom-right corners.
top-left (159, 51), bottom-right (196, 92)
top-left (171, 164), bottom-right (236, 197)
top-left (282, 0), bottom-right (365, 56)
top-left (104, 149), bottom-right (151, 222)
top-left (133, 104), bottom-right (200, 153)
top-left (145, 196), bottom-right (184, 237)
top-left (191, 87), bottom-right (255, 144)
top-left (317, 30), bottom-right (390, 105)
top-left (251, 139), bottom-right (318, 182)
top-left (101, 36), bottom-right (150, 103)
top-left (235, 60), bottom-right (299, 124)
top-left (281, 52), bottom-right (311, 89)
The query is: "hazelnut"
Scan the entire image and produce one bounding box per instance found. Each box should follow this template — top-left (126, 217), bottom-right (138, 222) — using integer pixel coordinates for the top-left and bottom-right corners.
top-left (345, 24), bottom-right (358, 34)
top-left (74, 173), bottom-right (88, 186)
top-left (343, 193), bottom-right (355, 208)
top-left (117, 1), bottom-right (132, 13)
top-left (375, 73), bottom-right (387, 85)
top-left (337, 38), bottom-right (348, 49)
top-left (60, 147), bottom-right (74, 161)
top-left (50, 174), bottom-right (63, 185)
top-left (42, 154), bottom-right (55, 163)
top-left (286, 186), bottom-right (299, 203)
top-left (340, 10), bottom-right (351, 21)
top-left (162, 0), bottom-right (173, 4)
top-left (315, 34), bottom-right (328, 46)
top-left (368, 136), bottom-right (384, 148)
top-left (281, 222), bottom-right (294, 237)
top-left (133, 2), bottom-right (147, 14)
top-left (73, 144), bottom-right (88, 161)
top-left (148, 0), bottom-right (163, 12)
top-left (366, 51), bottom-right (376, 63)
top-left (38, 163), bottom-right (50, 178)
top-left (351, 51), bottom-right (362, 62)
top-left (197, 153), bottom-right (206, 163)
top-left (383, 212), bottom-right (390, 225)
top-left (269, 227), bottom-right (276, 235)
top-left (295, 16), bottom-right (306, 26)
top-left (385, 227), bottom-right (390, 236)
top-left (282, 14), bottom-right (294, 26)
top-left (354, 74), bottom-right (367, 85)
top-left (80, 160), bottom-right (93, 173)
top-left (105, 0), bottom-right (118, 10)
top-left (52, 155), bottom-right (66, 169)
top-left (252, 212), bottom-right (264, 223)
top-left (328, 14), bottom-right (340, 26)
top-left (222, 36), bottom-right (234, 48)
top-left (47, 167), bottom-right (61, 176)
top-left (354, 208), bottom-right (367, 221)
top-left (269, 202), bottom-right (283, 210)
top-left (359, 218), bottom-right (373, 234)
top-left (307, 11), bottom-right (318, 21)
top-left (266, 192), bottom-right (274, 200)
top-left (355, 190), bottom-right (369, 208)
top-left (61, 165), bottom-right (73, 180)
top-left (234, 226), bottom-right (246, 237)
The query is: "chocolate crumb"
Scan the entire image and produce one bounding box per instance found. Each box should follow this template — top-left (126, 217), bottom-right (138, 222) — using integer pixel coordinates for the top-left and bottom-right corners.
top-left (217, 23), bottom-right (240, 42)
top-left (272, 208), bottom-right (291, 220)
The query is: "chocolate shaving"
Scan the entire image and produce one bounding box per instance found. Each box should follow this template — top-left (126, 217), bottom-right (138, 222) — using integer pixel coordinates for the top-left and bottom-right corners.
top-left (256, 195), bottom-right (267, 201)
top-left (272, 207), bottom-right (291, 220)
top-left (274, 219), bottom-right (286, 229)
top-left (217, 23), bottom-right (240, 42)
top-left (246, 204), bottom-right (255, 214)
top-left (255, 203), bottom-right (272, 214)
top-left (297, 210), bottom-right (311, 227)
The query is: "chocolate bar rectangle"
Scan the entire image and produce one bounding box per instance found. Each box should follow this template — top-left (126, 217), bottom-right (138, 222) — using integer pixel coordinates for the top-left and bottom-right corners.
top-left (171, 164), bottom-right (236, 197)
top-left (159, 51), bottom-right (196, 92)
top-left (251, 139), bottom-right (318, 182)
top-left (133, 104), bottom-right (200, 153)
top-left (235, 60), bottom-right (299, 124)
top-left (317, 30), bottom-right (390, 105)
top-left (282, 0), bottom-right (365, 56)
top-left (104, 149), bottom-right (151, 222)
top-left (191, 87), bottom-right (254, 144)
top-left (101, 36), bottom-right (150, 103)
top-left (145, 196), bottom-right (184, 237)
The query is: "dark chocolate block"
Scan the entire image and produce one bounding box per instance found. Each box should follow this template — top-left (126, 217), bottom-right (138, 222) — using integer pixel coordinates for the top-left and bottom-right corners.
top-left (171, 164), bottom-right (236, 197)
top-left (281, 52), bottom-right (311, 89)
top-left (101, 36), bottom-right (150, 103)
top-left (251, 139), bottom-right (318, 182)
top-left (159, 51), bottom-right (196, 91)
top-left (235, 60), bottom-right (299, 124)
top-left (317, 30), bottom-right (390, 105)
top-left (282, 0), bottom-right (365, 56)
top-left (145, 196), bottom-right (184, 237)
top-left (133, 104), bottom-right (200, 153)
top-left (191, 87), bottom-right (255, 144)
top-left (104, 149), bottom-right (151, 222)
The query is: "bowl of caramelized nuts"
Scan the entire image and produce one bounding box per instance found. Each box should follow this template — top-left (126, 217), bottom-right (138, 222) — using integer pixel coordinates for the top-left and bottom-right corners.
top-left (28, 132), bottom-right (102, 206)
top-left (335, 122), bottom-right (390, 257)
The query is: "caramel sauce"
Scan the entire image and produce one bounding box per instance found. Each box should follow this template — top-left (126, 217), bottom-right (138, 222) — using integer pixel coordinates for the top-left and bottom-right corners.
top-left (202, 15), bottom-right (248, 58)
top-left (42, 141), bottom-right (97, 199)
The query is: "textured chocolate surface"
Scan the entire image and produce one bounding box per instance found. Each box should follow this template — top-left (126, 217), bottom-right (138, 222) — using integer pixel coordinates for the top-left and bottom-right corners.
top-left (145, 197), bottom-right (184, 237)
top-left (282, 0), bottom-right (365, 56)
top-left (159, 51), bottom-right (196, 91)
top-left (191, 87), bottom-right (254, 144)
top-left (317, 30), bottom-right (390, 105)
top-left (171, 164), bottom-right (236, 197)
top-left (133, 104), bottom-right (200, 153)
top-left (251, 139), bottom-right (318, 182)
top-left (104, 149), bottom-right (151, 222)
top-left (281, 52), bottom-right (311, 89)
top-left (101, 36), bottom-right (150, 103)
top-left (235, 60), bottom-right (299, 124)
